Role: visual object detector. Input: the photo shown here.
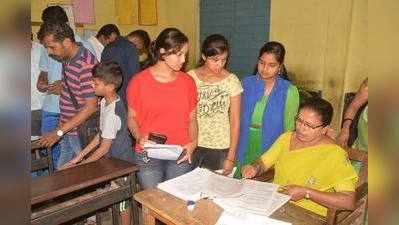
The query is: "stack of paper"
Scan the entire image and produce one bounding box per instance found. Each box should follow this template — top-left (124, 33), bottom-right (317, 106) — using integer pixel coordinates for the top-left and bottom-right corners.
top-left (143, 143), bottom-right (183, 160)
top-left (157, 168), bottom-right (291, 218)
top-left (157, 167), bottom-right (242, 201)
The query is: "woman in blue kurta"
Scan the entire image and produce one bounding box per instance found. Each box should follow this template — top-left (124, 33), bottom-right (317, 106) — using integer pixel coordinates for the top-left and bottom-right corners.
top-left (234, 41), bottom-right (299, 178)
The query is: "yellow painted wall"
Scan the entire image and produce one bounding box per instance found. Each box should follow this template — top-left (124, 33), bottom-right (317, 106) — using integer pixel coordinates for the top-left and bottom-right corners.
top-left (343, 0), bottom-right (367, 93)
top-left (270, 0), bottom-right (367, 128)
top-left (31, 0), bottom-right (200, 69)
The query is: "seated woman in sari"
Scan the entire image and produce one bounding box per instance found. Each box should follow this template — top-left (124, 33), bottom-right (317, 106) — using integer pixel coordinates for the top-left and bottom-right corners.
top-left (234, 41), bottom-right (299, 178)
top-left (242, 97), bottom-right (358, 217)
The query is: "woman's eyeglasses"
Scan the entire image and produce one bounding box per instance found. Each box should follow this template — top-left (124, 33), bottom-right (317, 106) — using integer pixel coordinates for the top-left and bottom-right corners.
top-left (295, 116), bottom-right (324, 130)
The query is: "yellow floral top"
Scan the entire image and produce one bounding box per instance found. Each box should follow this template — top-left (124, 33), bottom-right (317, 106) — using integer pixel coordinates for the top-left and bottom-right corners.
top-left (188, 70), bottom-right (243, 149)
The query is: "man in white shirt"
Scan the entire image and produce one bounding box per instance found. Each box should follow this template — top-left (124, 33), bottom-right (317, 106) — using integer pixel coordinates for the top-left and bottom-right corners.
top-left (31, 37), bottom-right (45, 137)
top-left (87, 24), bottom-right (119, 62)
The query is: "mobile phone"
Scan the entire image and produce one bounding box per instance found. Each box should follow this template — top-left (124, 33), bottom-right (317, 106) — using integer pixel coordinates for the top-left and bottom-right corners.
top-left (148, 132), bottom-right (167, 144)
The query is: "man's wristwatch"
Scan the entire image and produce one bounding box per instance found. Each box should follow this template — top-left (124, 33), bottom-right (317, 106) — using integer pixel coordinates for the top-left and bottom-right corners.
top-left (56, 129), bottom-right (64, 137)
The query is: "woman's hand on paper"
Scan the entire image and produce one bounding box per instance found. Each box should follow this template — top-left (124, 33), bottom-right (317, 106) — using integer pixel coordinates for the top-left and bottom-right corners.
top-left (281, 185), bottom-right (307, 201)
top-left (177, 141), bottom-right (197, 164)
top-left (241, 165), bottom-right (258, 179)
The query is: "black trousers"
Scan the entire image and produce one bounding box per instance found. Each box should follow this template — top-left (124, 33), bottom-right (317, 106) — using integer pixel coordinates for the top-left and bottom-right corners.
top-left (193, 146), bottom-right (228, 171)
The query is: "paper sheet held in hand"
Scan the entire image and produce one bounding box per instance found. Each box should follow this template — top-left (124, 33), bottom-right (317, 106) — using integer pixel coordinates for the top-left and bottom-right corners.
top-left (144, 143), bottom-right (183, 160)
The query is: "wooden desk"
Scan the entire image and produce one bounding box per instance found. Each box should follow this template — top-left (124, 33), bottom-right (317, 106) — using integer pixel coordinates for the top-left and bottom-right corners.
top-left (134, 188), bottom-right (327, 225)
top-left (30, 141), bottom-right (53, 174)
top-left (31, 158), bottom-right (140, 225)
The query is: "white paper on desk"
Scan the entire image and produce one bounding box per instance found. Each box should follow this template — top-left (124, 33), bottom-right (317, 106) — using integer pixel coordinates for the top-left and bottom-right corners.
top-left (265, 192), bottom-right (291, 216)
top-left (157, 167), bottom-right (244, 201)
top-left (213, 179), bottom-right (281, 215)
top-left (215, 211), bottom-right (292, 225)
top-left (144, 143), bottom-right (183, 160)
top-left (157, 167), bottom-right (212, 201)
top-left (206, 170), bottom-right (243, 198)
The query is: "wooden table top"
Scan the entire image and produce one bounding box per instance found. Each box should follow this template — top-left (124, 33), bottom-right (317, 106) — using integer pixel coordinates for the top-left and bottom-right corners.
top-left (31, 157), bottom-right (139, 205)
top-left (134, 188), bottom-right (326, 225)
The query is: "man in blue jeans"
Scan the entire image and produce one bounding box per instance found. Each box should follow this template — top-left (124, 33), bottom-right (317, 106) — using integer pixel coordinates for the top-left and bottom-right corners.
top-left (36, 6), bottom-right (97, 169)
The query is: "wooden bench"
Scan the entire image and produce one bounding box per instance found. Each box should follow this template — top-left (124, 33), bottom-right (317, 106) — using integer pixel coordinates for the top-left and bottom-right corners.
top-left (134, 188), bottom-right (326, 225)
top-left (31, 157), bottom-right (140, 225)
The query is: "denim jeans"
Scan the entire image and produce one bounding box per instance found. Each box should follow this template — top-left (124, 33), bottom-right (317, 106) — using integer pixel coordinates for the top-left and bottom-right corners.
top-left (133, 151), bottom-right (193, 190)
top-left (41, 111), bottom-right (61, 168)
top-left (57, 134), bottom-right (82, 169)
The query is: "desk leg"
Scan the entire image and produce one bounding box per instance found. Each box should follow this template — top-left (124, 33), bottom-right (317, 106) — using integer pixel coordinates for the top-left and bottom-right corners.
top-left (142, 206), bottom-right (156, 225)
top-left (129, 172), bottom-right (140, 225)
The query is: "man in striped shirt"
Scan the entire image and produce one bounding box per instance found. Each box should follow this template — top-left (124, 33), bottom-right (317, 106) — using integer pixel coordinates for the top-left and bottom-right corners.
top-left (37, 22), bottom-right (98, 168)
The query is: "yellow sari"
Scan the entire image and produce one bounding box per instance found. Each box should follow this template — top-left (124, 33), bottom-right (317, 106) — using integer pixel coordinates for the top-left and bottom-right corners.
top-left (259, 132), bottom-right (358, 216)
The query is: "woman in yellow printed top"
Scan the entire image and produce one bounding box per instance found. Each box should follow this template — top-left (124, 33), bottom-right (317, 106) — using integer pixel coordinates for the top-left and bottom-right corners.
top-left (241, 97), bottom-right (358, 217)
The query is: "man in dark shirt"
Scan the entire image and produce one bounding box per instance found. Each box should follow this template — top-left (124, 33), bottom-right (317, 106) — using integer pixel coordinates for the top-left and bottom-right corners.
top-left (101, 24), bottom-right (140, 103)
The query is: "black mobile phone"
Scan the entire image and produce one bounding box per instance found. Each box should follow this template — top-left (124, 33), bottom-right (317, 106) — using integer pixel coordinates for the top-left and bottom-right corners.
top-left (148, 132), bottom-right (167, 144)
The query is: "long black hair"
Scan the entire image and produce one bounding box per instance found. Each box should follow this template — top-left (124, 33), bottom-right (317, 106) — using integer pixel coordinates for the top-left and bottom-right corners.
top-left (253, 41), bottom-right (290, 80)
top-left (198, 34), bottom-right (229, 67)
top-left (149, 27), bottom-right (188, 66)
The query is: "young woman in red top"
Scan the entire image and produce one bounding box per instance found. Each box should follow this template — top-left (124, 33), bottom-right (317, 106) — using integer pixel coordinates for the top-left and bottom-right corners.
top-left (126, 28), bottom-right (198, 189)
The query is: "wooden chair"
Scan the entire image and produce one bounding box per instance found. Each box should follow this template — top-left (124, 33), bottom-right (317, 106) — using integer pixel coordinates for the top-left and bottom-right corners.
top-left (326, 148), bottom-right (368, 225)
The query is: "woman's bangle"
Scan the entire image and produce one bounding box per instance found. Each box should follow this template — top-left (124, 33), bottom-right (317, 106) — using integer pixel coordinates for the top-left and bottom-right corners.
top-left (342, 118), bottom-right (353, 124)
